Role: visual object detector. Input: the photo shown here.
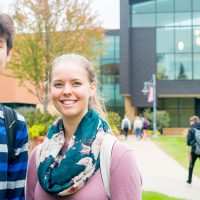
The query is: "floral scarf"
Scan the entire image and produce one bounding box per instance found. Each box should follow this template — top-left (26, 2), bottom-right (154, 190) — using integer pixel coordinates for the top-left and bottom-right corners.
top-left (37, 109), bottom-right (110, 196)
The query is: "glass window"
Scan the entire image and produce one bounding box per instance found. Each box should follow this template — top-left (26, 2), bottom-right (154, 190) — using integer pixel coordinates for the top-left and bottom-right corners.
top-left (115, 36), bottom-right (120, 58)
top-left (157, 28), bottom-right (174, 53)
top-left (101, 60), bottom-right (119, 75)
top-left (101, 83), bottom-right (115, 106)
top-left (132, 14), bottom-right (155, 27)
top-left (166, 109), bottom-right (179, 127)
top-left (193, 54), bottom-right (200, 80)
top-left (175, 54), bottom-right (192, 80)
top-left (193, 0), bottom-right (200, 11)
top-left (175, 27), bottom-right (191, 53)
top-left (102, 36), bottom-right (115, 59)
top-left (179, 98), bottom-right (194, 108)
top-left (132, 0), bottom-right (155, 14)
top-left (193, 12), bottom-right (200, 26)
top-left (175, 0), bottom-right (191, 12)
top-left (193, 28), bottom-right (200, 52)
top-left (156, 0), bottom-right (174, 13)
top-left (175, 13), bottom-right (192, 26)
top-left (157, 13), bottom-right (174, 27)
top-left (115, 84), bottom-right (124, 107)
top-left (180, 108), bottom-right (194, 127)
top-left (157, 54), bottom-right (175, 80)
top-left (165, 98), bottom-right (178, 108)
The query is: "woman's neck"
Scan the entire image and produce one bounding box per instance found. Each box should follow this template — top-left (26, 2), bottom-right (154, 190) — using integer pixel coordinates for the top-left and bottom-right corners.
top-left (62, 111), bottom-right (88, 143)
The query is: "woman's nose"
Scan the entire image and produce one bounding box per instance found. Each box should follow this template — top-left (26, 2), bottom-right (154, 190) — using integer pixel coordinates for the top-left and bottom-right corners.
top-left (63, 84), bottom-right (72, 95)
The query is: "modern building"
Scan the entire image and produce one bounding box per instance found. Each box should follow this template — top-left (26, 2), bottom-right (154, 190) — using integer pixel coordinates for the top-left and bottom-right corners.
top-left (120, 0), bottom-right (200, 127)
top-left (99, 30), bottom-right (124, 116)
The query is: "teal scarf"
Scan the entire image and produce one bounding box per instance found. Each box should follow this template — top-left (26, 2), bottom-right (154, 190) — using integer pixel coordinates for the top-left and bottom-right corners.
top-left (37, 109), bottom-right (109, 196)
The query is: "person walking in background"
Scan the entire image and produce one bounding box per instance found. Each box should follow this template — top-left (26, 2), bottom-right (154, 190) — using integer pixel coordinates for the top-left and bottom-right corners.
top-left (134, 116), bottom-right (143, 140)
top-left (26, 54), bottom-right (142, 200)
top-left (186, 115), bottom-right (200, 184)
top-left (121, 115), bottom-right (131, 140)
top-left (0, 14), bottom-right (28, 199)
top-left (142, 117), bottom-right (150, 139)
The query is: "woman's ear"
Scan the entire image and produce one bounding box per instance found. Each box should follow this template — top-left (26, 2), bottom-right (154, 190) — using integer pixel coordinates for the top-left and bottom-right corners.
top-left (89, 82), bottom-right (97, 98)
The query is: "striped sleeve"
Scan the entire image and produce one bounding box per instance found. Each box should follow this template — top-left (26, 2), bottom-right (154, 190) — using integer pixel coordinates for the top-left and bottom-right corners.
top-left (5, 113), bottom-right (28, 200)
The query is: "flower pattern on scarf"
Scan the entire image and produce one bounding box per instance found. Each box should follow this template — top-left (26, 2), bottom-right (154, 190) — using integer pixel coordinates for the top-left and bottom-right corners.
top-left (37, 109), bottom-right (110, 196)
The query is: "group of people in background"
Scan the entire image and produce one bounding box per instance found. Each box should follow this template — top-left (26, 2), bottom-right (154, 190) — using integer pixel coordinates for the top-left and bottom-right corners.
top-left (121, 114), bottom-right (150, 140)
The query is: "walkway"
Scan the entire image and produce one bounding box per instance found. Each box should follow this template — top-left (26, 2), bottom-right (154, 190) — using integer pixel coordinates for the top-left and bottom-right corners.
top-left (123, 135), bottom-right (200, 200)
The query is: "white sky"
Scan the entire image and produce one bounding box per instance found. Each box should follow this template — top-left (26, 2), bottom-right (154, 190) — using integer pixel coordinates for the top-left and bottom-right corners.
top-left (0, 0), bottom-right (120, 29)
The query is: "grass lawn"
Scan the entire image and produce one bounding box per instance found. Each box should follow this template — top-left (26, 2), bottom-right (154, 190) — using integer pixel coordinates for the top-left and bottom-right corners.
top-left (152, 136), bottom-right (200, 178)
top-left (142, 191), bottom-right (185, 200)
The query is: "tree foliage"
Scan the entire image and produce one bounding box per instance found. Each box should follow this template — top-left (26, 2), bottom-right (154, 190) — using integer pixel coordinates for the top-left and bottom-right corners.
top-left (143, 108), bottom-right (170, 129)
top-left (9, 0), bottom-right (105, 112)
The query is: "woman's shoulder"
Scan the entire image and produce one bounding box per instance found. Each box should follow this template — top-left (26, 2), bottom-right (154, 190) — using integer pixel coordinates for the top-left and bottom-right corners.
top-left (111, 140), bottom-right (134, 168)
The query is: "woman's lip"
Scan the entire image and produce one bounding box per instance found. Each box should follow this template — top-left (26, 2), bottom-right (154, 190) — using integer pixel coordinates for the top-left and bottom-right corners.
top-left (60, 100), bottom-right (77, 105)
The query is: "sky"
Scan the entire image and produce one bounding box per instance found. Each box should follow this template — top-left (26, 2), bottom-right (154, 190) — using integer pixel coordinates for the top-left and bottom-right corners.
top-left (0, 0), bottom-right (120, 29)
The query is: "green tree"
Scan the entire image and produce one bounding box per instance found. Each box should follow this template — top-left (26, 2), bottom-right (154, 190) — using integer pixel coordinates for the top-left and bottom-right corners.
top-left (143, 108), bottom-right (170, 131)
top-left (9, 0), bottom-right (104, 113)
top-left (177, 62), bottom-right (187, 80)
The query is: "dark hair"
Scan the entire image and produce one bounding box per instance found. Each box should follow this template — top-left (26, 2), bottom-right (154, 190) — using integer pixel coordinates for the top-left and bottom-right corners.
top-left (0, 14), bottom-right (15, 54)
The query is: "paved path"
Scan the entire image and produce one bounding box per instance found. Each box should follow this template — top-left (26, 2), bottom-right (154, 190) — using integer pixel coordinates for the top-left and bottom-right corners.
top-left (123, 135), bottom-right (200, 200)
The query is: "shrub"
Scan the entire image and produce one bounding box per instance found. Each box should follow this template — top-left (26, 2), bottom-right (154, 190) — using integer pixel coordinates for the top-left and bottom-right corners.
top-left (106, 111), bottom-right (121, 134)
top-left (29, 124), bottom-right (45, 139)
top-left (143, 109), bottom-right (170, 131)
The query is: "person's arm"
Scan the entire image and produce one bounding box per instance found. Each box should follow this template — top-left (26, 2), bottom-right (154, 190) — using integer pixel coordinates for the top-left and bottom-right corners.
top-left (186, 130), bottom-right (192, 160)
top-left (26, 147), bottom-right (38, 200)
top-left (110, 144), bottom-right (142, 200)
top-left (6, 121), bottom-right (28, 200)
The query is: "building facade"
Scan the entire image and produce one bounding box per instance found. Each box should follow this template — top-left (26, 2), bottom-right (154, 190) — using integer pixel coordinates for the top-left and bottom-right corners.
top-left (99, 30), bottom-right (124, 116)
top-left (120, 0), bottom-right (200, 127)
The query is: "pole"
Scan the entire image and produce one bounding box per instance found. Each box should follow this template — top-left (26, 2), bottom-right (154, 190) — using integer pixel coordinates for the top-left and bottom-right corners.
top-left (152, 74), bottom-right (157, 138)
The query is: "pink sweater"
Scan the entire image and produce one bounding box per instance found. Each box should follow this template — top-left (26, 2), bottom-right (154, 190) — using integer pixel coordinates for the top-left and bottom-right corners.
top-left (26, 141), bottom-right (142, 200)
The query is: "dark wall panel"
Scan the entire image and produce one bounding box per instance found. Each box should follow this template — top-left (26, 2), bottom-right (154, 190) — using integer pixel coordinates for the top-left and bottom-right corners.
top-left (120, 0), bottom-right (131, 95)
top-left (130, 28), bottom-right (156, 107)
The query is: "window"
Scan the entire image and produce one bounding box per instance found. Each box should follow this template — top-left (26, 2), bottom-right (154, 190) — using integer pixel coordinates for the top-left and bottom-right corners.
top-left (175, 54), bottom-right (192, 80)
top-left (156, 0), bottom-right (174, 13)
top-left (132, 14), bottom-right (155, 27)
top-left (175, 0), bottom-right (191, 12)
top-left (157, 28), bottom-right (174, 53)
top-left (193, 54), bottom-right (200, 80)
top-left (175, 27), bottom-right (191, 53)
top-left (157, 54), bottom-right (175, 80)
top-left (157, 13), bottom-right (174, 27)
top-left (132, 0), bottom-right (155, 13)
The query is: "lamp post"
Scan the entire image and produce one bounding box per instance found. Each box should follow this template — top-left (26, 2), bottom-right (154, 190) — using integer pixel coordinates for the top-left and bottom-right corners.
top-left (142, 74), bottom-right (157, 138)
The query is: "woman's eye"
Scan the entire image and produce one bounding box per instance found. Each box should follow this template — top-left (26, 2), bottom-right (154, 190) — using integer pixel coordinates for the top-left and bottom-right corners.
top-left (54, 83), bottom-right (63, 88)
top-left (73, 82), bottom-right (81, 87)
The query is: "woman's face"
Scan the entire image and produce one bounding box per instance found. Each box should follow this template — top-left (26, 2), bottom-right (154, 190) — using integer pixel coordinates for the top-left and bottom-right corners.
top-left (50, 60), bottom-right (96, 121)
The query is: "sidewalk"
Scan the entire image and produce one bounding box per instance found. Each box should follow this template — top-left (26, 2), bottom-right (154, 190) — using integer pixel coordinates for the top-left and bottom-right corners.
top-left (123, 135), bottom-right (200, 200)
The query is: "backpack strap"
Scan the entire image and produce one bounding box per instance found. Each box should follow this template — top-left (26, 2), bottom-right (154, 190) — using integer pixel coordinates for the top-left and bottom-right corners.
top-left (2, 105), bottom-right (18, 160)
top-left (100, 134), bottom-right (117, 199)
top-left (35, 144), bottom-right (42, 170)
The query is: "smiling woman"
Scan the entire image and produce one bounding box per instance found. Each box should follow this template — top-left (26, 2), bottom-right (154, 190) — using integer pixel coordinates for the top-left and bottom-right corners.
top-left (26, 53), bottom-right (142, 200)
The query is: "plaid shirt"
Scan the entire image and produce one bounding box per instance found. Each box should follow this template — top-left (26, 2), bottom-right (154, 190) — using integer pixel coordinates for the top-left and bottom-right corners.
top-left (0, 104), bottom-right (28, 200)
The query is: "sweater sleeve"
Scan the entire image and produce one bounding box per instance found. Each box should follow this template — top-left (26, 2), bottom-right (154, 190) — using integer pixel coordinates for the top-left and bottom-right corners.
top-left (6, 120), bottom-right (28, 200)
top-left (26, 147), bottom-right (38, 200)
top-left (110, 142), bottom-right (142, 200)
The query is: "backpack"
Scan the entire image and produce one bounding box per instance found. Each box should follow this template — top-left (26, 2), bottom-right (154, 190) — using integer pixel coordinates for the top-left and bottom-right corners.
top-left (35, 134), bottom-right (117, 199)
top-left (2, 105), bottom-right (18, 160)
top-left (193, 128), bottom-right (200, 155)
